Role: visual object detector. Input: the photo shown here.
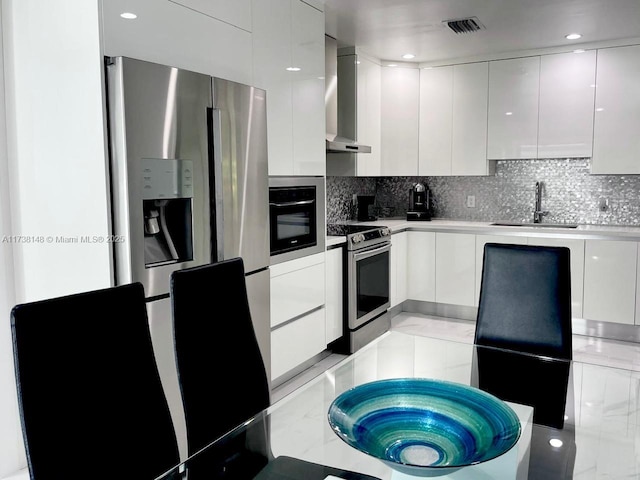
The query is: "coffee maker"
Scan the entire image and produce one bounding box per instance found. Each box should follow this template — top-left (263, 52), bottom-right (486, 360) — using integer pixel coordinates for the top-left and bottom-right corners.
top-left (356, 195), bottom-right (377, 222)
top-left (407, 183), bottom-right (431, 221)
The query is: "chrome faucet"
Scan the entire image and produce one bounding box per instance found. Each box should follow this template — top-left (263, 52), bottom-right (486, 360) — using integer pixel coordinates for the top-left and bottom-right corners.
top-left (533, 181), bottom-right (548, 223)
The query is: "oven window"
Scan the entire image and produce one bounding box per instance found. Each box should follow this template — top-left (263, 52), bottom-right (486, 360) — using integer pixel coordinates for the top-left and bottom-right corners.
top-left (277, 212), bottom-right (311, 240)
top-left (356, 250), bottom-right (390, 318)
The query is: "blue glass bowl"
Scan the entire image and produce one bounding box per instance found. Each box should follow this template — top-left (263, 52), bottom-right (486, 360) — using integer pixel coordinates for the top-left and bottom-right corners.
top-left (327, 378), bottom-right (521, 477)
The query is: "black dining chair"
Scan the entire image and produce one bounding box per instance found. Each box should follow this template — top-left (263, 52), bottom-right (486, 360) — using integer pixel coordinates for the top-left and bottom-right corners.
top-left (471, 346), bottom-right (577, 479)
top-left (475, 243), bottom-right (573, 360)
top-left (10, 282), bottom-right (180, 480)
top-left (170, 257), bottom-right (381, 480)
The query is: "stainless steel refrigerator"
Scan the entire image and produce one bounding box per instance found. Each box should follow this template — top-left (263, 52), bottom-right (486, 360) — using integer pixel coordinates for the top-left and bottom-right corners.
top-left (105, 56), bottom-right (270, 459)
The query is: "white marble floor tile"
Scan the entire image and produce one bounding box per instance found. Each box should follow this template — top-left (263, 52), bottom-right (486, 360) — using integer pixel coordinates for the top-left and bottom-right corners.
top-left (272, 312), bottom-right (640, 403)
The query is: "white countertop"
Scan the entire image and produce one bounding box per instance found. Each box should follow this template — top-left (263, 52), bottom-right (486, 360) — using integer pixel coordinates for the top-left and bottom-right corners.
top-left (326, 218), bottom-right (640, 246)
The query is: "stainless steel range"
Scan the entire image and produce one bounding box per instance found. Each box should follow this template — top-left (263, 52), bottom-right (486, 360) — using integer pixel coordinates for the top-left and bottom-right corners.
top-left (327, 224), bottom-right (391, 353)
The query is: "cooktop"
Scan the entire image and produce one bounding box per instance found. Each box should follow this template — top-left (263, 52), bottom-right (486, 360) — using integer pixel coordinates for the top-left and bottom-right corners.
top-left (327, 224), bottom-right (381, 236)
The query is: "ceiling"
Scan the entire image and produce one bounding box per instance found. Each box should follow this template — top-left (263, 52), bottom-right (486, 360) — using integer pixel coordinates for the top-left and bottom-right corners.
top-left (323, 0), bottom-right (640, 64)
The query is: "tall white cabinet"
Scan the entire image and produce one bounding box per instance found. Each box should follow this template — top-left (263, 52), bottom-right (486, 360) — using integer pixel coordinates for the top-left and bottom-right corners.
top-left (592, 45), bottom-right (640, 174)
top-left (252, 0), bottom-right (325, 176)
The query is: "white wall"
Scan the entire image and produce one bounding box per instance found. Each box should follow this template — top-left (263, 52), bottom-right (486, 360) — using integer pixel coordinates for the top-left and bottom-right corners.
top-left (1, 0), bottom-right (111, 474)
top-left (0, 3), bottom-right (24, 475)
top-left (3, 0), bottom-right (112, 303)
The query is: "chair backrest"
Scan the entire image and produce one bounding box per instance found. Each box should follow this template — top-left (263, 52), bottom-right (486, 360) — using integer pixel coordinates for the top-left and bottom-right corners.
top-left (170, 258), bottom-right (270, 457)
top-left (475, 243), bottom-right (573, 360)
top-left (11, 282), bottom-right (180, 480)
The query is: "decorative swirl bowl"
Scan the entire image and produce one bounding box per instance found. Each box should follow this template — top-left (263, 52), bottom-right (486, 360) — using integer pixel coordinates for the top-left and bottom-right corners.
top-left (327, 378), bottom-right (521, 477)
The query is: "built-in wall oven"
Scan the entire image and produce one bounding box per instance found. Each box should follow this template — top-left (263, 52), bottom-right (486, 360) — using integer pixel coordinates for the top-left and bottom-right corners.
top-left (327, 224), bottom-right (391, 353)
top-left (269, 176), bottom-right (325, 265)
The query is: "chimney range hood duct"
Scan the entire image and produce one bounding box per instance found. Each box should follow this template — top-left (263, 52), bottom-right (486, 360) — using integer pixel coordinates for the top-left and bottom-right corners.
top-left (325, 35), bottom-right (371, 154)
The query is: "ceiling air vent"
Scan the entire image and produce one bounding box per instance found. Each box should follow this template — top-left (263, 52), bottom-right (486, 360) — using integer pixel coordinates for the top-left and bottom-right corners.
top-left (444, 17), bottom-right (485, 34)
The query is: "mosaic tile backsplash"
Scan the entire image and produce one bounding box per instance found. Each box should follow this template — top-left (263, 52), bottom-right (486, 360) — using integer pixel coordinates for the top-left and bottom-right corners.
top-left (326, 158), bottom-right (640, 226)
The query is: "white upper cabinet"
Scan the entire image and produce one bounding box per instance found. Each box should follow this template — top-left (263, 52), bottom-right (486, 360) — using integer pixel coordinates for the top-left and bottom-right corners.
top-left (291, 0), bottom-right (326, 175)
top-left (168, 0), bottom-right (252, 31)
top-left (356, 56), bottom-right (382, 177)
top-left (452, 62), bottom-right (489, 175)
top-left (592, 45), bottom-right (640, 174)
top-left (419, 62), bottom-right (489, 176)
top-left (419, 66), bottom-right (453, 176)
top-left (102, 0), bottom-right (253, 85)
top-left (487, 56), bottom-right (540, 160)
top-left (300, 0), bottom-right (324, 11)
top-left (252, 0), bottom-right (292, 175)
top-left (252, 0), bottom-right (325, 176)
top-left (381, 66), bottom-right (420, 176)
top-left (538, 51), bottom-right (596, 159)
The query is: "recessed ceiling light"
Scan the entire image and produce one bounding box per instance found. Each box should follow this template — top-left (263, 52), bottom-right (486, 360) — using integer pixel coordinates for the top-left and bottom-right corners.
top-left (505, 112), bottom-right (513, 116)
top-left (549, 438), bottom-right (564, 448)
top-left (402, 54), bottom-right (416, 60)
top-left (596, 107), bottom-right (604, 112)
top-left (120, 12), bottom-right (137, 19)
top-left (356, 61), bottom-right (361, 65)
top-left (387, 64), bottom-right (398, 67)
top-left (286, 67), bottom-right (301, 72)
top-left (573, 49), bottom-right (586, 54)
top-left (565, 33), bottom-right (582, 40)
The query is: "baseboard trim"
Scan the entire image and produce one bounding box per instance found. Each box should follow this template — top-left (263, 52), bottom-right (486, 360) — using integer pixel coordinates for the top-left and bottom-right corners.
top-left (400, 300), bottom-right (640, 344)
top-left (402, 300), bottom-right (478, 321)
top-left (271, 349), bottom-right (333, 389)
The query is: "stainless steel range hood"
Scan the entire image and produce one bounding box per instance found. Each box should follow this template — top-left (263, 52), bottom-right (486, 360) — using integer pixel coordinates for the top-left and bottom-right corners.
top-left (325, 35), bottom-right (371, 154)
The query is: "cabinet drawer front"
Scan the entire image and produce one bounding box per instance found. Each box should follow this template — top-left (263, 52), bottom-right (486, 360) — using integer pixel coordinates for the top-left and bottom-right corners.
top-left (271, 262), bottom-right (325, 327)
top-left (271, 308), bottom-right (326, 380)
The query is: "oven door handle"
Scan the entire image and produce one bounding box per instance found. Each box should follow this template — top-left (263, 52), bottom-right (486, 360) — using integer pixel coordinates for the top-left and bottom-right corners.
top-left (269, 200), bottom-right (315, 207)
top-left (353, 243), bottom-right (391, 261)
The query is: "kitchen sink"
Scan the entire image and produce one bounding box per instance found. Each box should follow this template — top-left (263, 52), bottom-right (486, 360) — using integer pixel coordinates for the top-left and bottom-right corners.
top-left (491, 222), bottom-right (579, 229)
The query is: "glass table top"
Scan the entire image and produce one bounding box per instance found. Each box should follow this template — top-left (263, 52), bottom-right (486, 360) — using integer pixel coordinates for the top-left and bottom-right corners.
top-left (155, 331), bottom-right (640, 479)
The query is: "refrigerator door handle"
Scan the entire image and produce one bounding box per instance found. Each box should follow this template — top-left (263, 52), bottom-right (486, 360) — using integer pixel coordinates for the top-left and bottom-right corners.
top-left (208, 107), bottom-right (224, 263)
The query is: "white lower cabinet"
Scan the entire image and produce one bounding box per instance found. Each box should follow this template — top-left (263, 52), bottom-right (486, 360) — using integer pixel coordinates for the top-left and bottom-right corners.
top-left (527, 237), bottom-right (585, 319)
top-left (270, 252), bottom-right (325, 328)
top-left (325, 247), bottom-right (343, 344)
top-left (583, 240), bottom-right (637, 325)
top-left (271, 307), bottom-right (326, 381)
top-left (435, 233), bottom-right (476, 307)
top-left (391, 232), bottom-right (408, 307)
top-left (270, 252), bottom-right (326, 380)
top-left (407, 231), bottom-right (436, 302)
top-left (475, 235), bottom-right (528, 306)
